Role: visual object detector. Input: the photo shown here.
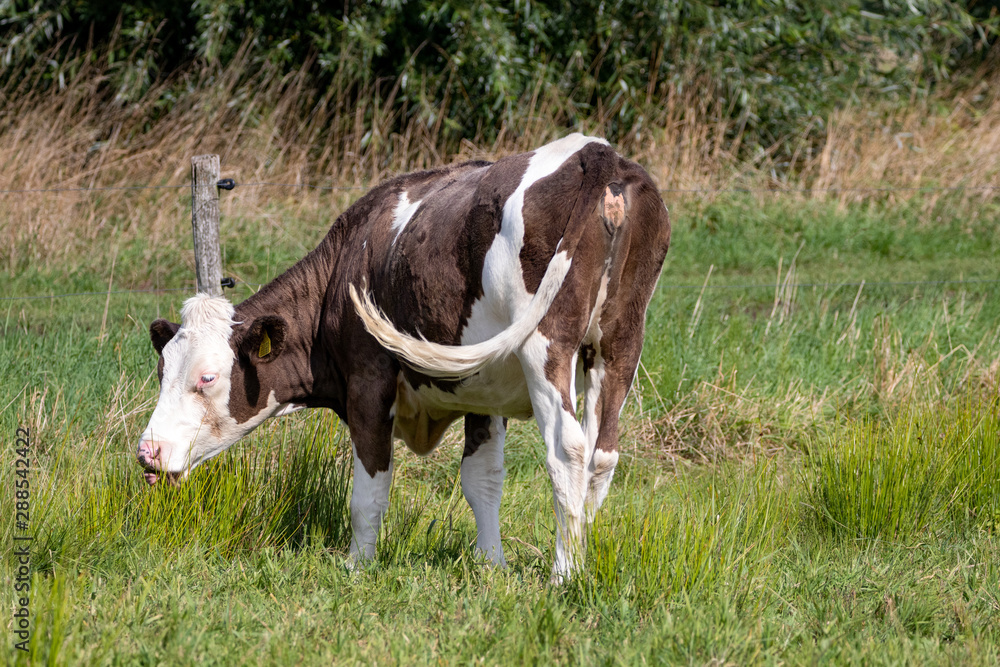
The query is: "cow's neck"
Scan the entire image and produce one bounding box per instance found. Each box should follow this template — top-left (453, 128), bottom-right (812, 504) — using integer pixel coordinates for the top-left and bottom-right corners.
top-left (232, 239), bottom-right (338, 405)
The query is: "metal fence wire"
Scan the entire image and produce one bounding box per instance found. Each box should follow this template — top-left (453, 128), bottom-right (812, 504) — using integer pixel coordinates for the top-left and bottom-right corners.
top-left (2, 179), bottom-right (998, 302)
top-left (2, 182), bottom-right (999, 196)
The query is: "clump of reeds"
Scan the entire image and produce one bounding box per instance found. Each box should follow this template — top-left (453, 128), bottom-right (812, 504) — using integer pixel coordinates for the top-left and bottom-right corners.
top-left (808, 398), bottom-right (1000, 540)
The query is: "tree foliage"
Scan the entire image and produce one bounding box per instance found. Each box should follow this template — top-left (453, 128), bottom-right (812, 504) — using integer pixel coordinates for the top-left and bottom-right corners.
top-left (2, 0), bottom-right (997, 158)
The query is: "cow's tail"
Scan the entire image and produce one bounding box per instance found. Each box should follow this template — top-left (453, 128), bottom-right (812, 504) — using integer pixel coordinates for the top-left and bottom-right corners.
top-left (349, 253), bottom-right (569, 380)
top-left (349, 142), bottom-right (619, 380)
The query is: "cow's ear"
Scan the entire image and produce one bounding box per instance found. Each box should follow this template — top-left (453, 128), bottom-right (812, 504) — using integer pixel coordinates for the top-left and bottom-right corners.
top-left (241, 315), bottom-right (287, 365)
top-left (150, 319), bottom-right (180, 355)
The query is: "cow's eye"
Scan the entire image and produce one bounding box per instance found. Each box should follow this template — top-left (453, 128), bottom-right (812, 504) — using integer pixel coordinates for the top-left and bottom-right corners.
top-left (199, 374), bottom-right (217, 387)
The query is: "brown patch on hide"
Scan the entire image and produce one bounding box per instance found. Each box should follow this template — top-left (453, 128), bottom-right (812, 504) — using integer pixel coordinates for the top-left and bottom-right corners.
top-left (347, 368), bottom-right (397, 476)
top-left (544, 348), bottom-right (578, 415)
top-left (463, 414), bottom-right (495, 458)
top-left (588, 160), bottom-right (671, 454)
top-left (226, 351), bottom-right (270, 424)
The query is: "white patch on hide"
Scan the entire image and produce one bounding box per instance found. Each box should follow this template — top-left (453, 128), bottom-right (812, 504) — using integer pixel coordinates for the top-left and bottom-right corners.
top-left (391, 191), bottom-right (423, 244)
top-left (273, 403), bottom-right (305, 418)
top-left (349, 442), bottom-right (393, 564)
top-left (461, 415), bottom-right (507, 566)
top-left (586, 449), bottom-right (619, 523)
top-left (520, 330), bottom-right (589, 580)
top-left (463, 133), bottom-right (607, 345)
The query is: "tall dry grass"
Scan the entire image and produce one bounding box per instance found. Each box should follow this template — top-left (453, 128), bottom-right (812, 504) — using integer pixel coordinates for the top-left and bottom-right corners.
top-left (635, 266), bottom-right (1000, 463)
top-left (809, 81), bottom-right (1000, 209)
top-left (2, 45), bottom-right (1000, 273)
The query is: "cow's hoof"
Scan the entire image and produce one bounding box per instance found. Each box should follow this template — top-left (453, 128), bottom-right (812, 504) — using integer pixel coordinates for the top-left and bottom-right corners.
top-left (345, 553), bottom-right (377, 573)
top-left (549, 563), bottom-right (579, 585)
top-left (473, 546), bottom-right (508, 568)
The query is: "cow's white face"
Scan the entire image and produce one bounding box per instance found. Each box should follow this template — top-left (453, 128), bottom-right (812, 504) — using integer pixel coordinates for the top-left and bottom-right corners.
top-left (137, 295), bottom-right (283, 484)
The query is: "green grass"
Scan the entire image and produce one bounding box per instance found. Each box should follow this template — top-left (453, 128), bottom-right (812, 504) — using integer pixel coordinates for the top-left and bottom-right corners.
top-left (808, 400), bottom-right (1000, 541)
top-left (576, 460), bottom-right (788, 613)
top-left (77, 412), bottom-right (352, 560)
top-left (2, 193), bottom-right (1000, 664)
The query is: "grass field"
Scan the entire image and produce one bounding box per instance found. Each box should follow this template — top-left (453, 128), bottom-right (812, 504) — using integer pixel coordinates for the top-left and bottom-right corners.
top-left (2, 186), bottom-right (1000, 664)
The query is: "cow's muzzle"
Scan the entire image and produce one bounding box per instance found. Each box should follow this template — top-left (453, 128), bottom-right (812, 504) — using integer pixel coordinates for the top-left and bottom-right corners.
top-left (136, 439), bottom-right (182, 486)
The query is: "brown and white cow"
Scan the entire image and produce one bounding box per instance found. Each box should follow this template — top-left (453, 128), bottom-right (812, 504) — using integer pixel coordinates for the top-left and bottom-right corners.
top-left (138, 134), bottom-right (670, 579)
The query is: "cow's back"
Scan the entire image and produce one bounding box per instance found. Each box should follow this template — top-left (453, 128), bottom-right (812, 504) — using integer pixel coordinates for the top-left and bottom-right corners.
top-left (371, 135), bottom-right (629, 347)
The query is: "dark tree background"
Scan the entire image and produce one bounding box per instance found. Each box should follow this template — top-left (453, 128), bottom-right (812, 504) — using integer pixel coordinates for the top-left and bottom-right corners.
top-left (2, 1), bottom-right (997, 159)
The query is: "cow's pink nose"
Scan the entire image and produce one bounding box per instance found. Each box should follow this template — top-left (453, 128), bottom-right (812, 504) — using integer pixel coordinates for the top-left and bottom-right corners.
top-left (137, 439), bottom-right (161, 467)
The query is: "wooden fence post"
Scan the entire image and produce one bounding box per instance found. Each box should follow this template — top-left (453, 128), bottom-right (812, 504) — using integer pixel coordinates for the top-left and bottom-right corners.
top-left (191, 154), bottom-right (223, 297)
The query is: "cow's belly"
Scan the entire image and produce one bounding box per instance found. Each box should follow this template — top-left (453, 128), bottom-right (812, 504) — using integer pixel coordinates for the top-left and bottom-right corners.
top-left (390, 356), bottom-right (531, 455)
top-left (409, 356), bottom-right (533, 418)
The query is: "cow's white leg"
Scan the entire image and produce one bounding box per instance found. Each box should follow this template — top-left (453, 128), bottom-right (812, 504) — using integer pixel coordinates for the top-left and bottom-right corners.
top-left (521, 332), bottom-right (588, 582)
top-left (461, 414), bottom-right (507, 566)
top-left (580, 345), bottom-right (618, 522)
top-left (349, 440), bottom-right (393, 564)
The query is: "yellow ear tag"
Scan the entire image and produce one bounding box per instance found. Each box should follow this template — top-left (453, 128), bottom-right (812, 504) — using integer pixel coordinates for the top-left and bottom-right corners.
top-left (259, 330), bottom-right (271, 358)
